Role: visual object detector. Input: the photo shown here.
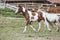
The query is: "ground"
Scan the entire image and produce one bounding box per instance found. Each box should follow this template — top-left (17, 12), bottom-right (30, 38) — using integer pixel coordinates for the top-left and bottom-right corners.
top-left (0, 17), bottom-right (60, 40)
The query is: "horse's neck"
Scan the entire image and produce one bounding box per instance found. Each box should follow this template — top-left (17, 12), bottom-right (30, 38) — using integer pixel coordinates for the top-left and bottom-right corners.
top-left (22, 10), bottom-right (28, 16)
top-left (21, 7), bottom-right (26, 14)
top-left (22, 7), bottom-right (32, 17)
top-left (41, 11), bottom-right (47, 20)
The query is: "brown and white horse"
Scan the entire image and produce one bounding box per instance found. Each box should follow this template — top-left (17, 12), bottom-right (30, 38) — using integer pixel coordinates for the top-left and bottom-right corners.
top-left (15, 5), bottom-right (45, 32)
top-left (37, 8), bottom-right (60, 32)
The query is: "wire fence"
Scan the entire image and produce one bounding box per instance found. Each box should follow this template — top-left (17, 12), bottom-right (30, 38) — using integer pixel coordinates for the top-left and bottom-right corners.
top-left (0, 3), bottom-right (5, 8)
top-left (0, 3), bottom-right (57, 11)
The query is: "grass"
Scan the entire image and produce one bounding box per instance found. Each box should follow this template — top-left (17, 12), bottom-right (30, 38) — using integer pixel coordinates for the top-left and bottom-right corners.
top-left (0, 17), bottom-right (60, 40)
top-left (0, 8), bottom-right (60, 40)
top-left (0, 8), bottom-right (24, 18)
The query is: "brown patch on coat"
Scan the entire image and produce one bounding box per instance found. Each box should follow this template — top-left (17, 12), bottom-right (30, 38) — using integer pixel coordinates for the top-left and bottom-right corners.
top-left (37, 12), bottom-right (44, 22)
top-left (23, 10), bottom-right (30, 22)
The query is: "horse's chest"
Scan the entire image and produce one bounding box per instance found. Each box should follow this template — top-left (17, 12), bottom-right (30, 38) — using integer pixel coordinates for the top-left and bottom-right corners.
top-left (29, 13), bottom-right (38, 21)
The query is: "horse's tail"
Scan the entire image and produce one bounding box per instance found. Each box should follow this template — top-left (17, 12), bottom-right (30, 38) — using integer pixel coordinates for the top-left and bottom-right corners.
top-left (59, 16), bottom-right (60, 22)
top-left (59, 17), bottom-right (60, 22)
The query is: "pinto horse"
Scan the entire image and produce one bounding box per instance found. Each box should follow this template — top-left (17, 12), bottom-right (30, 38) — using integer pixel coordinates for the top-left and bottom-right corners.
top-left (15, 5), bottom-right (44, 32)
top-left (37, 8), bottom-right (60, 32)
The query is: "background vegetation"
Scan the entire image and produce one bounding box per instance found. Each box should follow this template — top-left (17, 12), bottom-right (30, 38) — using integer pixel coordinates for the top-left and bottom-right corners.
top-left (0, 8), bottom-right (24, 18)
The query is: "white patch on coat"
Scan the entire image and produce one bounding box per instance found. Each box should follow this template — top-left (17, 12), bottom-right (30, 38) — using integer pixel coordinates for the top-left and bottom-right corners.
top-left (46, 14), bottom-right (59, 22)
top-left (27, 11), bottom-right (38, 21)
top-left (22, 7), bottom-right (25, 12)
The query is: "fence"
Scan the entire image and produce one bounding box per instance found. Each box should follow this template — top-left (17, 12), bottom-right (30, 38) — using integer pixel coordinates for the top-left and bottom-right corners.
top-left (0, 3), bottom-right (17, 11)
top-left (6, 4), bottom-right (17, 11)
top-left (0, 3), bottom-right (5, 8)
top-left (0, 3), bottom-right (57, 11)
top-left (16, 3), bottom-right (41, 10)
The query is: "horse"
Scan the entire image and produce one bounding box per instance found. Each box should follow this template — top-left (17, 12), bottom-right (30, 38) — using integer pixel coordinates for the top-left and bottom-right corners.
top-left (37, 8), bottom-right (60, 32)
top-left (15, 5), bottom-right (45, 32)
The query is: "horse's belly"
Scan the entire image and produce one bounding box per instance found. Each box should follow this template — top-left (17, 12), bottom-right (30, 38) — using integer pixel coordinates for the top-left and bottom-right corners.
top-left (29, 13), bottom-right (38, 21)
top-left (47, 16), bottom-right (57, 22)
top-left (30, 16), bottom-right (38, 21)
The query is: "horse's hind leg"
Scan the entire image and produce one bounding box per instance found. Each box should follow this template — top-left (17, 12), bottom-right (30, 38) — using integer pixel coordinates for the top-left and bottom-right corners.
top-left (23, 21), bottom-right (29, 33)
top-left (45, 21), bottom-right (51, 32)
top-left (55, 23), bottom-right (59, 32)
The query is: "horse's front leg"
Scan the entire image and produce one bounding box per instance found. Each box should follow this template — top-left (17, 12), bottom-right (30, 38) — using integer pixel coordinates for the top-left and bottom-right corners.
top-left (23, 21), bottom-right (36, 33)
top-left (29, 22), bottom-right (36, 32)
top-left (45, 21), bottom-right (51, 32)
top-left (23, 21), bottom-right (29, 33)
top-left (37, 21), bottom-right (42, 32)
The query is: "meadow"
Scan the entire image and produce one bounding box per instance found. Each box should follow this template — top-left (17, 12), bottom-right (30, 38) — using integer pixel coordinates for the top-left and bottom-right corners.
top-left (0, 8), bottom-right (60, 40)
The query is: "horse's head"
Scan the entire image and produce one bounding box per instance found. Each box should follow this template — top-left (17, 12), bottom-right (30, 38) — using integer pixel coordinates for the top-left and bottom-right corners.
top-left (15, 4), bottom-right (26, 14)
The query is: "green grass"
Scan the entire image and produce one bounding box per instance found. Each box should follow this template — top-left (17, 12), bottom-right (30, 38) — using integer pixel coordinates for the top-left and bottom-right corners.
top-left (0, 8), bottom-right (24, 18)
top-left (0, 17), bottom-right (60, 40)
top-left (0, 8), bottom-right (60, 40)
